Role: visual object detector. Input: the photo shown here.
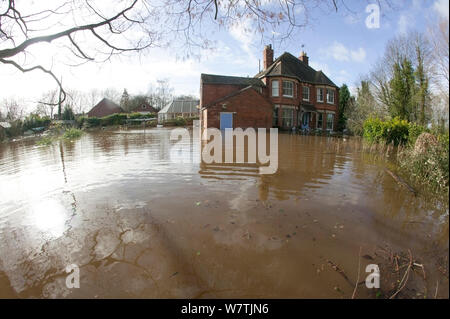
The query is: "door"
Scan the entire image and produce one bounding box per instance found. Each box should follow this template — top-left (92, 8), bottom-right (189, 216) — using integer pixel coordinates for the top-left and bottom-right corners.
top-left (220, 112), bottom-right (233, 130)
top-left (302, 112), bottom-right (310, 128)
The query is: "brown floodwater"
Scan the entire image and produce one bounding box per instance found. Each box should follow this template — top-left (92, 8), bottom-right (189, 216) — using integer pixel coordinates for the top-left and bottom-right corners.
top-left (0, 128), bottom-right (448, 298)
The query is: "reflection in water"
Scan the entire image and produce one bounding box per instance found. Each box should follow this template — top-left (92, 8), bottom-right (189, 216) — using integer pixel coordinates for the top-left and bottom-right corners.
top-left (0, 128), bottom-right (448, 298)
top-left (30, 199), bottom-right (67, 238)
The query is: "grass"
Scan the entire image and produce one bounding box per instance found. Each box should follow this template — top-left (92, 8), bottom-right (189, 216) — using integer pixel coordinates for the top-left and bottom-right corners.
top-left (36, 128), bottom-right (84, 146)
top-left (36, 136), bottom-right (55, 146)
top-left (62, 128), bottom-right (83, 140)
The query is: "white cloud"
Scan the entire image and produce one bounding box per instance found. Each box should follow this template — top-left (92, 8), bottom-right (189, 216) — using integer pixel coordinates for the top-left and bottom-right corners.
top-left (433, 0), bottom-right (449, 19)
top-left (397, 14), bottom-right (409, 34)
top-left (350, 48), bottom-right (366, 63)
top-left (325, 42), bottom-right (366, 63)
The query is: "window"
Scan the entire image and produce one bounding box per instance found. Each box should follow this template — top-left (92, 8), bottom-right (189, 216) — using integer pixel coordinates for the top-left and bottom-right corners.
top-left (273, 105), bottom-right (279, 126)
top-left (317, 88), bottom-right (324, 102)
top-left (327, 89), bottom-right (335, 104)
top-left (271, 80), bottom-right (279, 97)
top-left (317, 113), bottom-right (323, 129)
top-left (282, 81), bottom-right (294, 97)
top-left (326, 113), bottom-right (334, 130)
top-left (282, 108), bottom-right (294, 127)
top-left (302, 86), bottom-right (310, 101)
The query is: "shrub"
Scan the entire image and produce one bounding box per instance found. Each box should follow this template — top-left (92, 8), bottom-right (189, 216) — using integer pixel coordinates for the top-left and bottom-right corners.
top-left (62, 106), bottom-right (75, 120)
top-left (85, 117), bottom-right (101, 127)
top-left (36, 136), bottom-right (55, 146)
top-left (100, 113), bottom-right (127, 126)
top-left (407, 122), bottom-right (426, 146)
top-left (399, 131), bottom-right (449, 194)
top-left (363, 117), bottom-right (410, 146)
top-left (63, 128), bottom-right (83, 139)
top-left (76, 116), bottom-right (87, 128)
top-left (22, 114), bottom-right (51, 131)
top-left (174, 117), bottom-right (187, 126)
top-left (128, 112), bottom-right (155, 120)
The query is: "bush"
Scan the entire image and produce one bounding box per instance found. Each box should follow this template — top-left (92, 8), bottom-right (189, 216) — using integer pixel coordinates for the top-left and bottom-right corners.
top-left (363, 117), bottom-right (410, 146)
top-left (100, 113), bottom-right (128, 126)
top-left (22, 114), bottom-right (51, 131)
top-left (128, 112), bottom-right (155, 120)
top-left (76, 116), bottom-right (87, 128)
top-left (85, 117), bottom-right (101, 127)
top-left (63, 128), bottom-right (83, 139)
top-left (62, 106), bottom-right (75, 121)
top-left (174, 117), bottom-right (187, 126)
top-left (407, 122), bottom-right (426, 146)
top-left (399, 132), bottom-right (449, 194)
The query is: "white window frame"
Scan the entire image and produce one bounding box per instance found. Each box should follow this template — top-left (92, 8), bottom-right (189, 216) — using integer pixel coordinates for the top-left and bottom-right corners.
top-left (326, 113), bottom-right (334, 131)
top-left (317, 88), bottom-right (324, 103)
top-left (327, 89), bottom-right (335, 104)
top-left (281, 107), bottom-right (294, 127)
top-left (302, 86), bottom-right (310, 101)
top-left (282, 81), bottom-right (294, 98)
top-left (271, 80), bottom-right (279, 97)
top-left (317, 112), bottom-right (323, 129)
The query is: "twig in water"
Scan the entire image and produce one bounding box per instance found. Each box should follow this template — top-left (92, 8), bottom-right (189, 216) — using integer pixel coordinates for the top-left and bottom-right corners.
top-left (390, 250), bottom-right (413, 299)
top-left (434, 280), bottom-right (439, 299)
top-left (352, 246), bottom-right (362, 299)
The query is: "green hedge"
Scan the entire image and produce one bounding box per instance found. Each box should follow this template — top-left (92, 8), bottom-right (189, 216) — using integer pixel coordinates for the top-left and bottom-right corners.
top-left (128, 112), bottom-right (156, 120)
top-left (22, 114), bottom-right (51, 131)
top-left (363, 117), bottom-right (418, 146)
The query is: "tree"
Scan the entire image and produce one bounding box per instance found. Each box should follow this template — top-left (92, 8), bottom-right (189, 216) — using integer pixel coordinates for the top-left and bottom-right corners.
top-left (428, 18), bottom-right (449, 126)
top-left (120, 89), bottom-right (130, 112)
top-left (154, 79), bottom-right (173, 110)
top-left (414, 45), bottom-right (430, 125)
top-left (0, 0), bottom-right (155, 105)
top-left (1, 97), bottom-right (24, 120)
top-left (1, 1), bottom-right (392, 103)
top-left (62, 105), bottom-right (75, 121)
top-left (389, 57), bottom-right (415, 121)
top-left (35, 89), bottom-right (58, 119)
top-left (337, 84), bottom-right (351, 131)
top-left (345, 80), bottom-right (379, 135)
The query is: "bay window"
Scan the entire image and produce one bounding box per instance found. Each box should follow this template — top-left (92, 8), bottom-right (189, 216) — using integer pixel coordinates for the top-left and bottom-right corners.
top-left (326, 113), bottom-right (334, 130)
top-left (327, 89), bottom-right (335, 104)
top-left (282, 108), bottom-right (294, 127)
top-left (271, 80), bottom-right (279, 97)
top-left (282, 81), bottom-right (294, 97)
top-left (317, 88), bottom-right (324, 102)
top-left (317, 112), bottom-right (323, 129)
top-left (303, 86), bottom-right (310, 101)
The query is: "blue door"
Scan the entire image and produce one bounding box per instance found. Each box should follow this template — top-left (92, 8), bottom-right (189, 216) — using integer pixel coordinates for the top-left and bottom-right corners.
top-left (220, 113), bottom-right (233, 130)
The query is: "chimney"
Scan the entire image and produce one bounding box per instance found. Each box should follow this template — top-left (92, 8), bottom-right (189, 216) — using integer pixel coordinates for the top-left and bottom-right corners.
top-left (299, 51), bottom-right (309, 65)
top-left (263, 44), bottom-right (274, 69)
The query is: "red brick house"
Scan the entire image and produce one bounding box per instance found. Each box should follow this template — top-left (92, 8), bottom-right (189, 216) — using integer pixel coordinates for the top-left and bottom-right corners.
top-left (200, 45), bottom-right (339, 131)
top-left (87, 98), bottom-right (123, 118)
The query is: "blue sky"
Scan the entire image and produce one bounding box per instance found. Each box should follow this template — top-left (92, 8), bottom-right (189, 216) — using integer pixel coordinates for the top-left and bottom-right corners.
top-left (0, 0), bottom-right (448, 110)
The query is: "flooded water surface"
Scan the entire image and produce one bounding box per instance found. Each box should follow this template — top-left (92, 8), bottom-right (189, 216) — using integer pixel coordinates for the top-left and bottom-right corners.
top-left (0, 128), bottom-right (448, 298)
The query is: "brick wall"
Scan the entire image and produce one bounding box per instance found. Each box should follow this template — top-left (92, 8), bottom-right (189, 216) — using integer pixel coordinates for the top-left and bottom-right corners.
top-left (201, 83), bottom-right (248, 108)
top-left (204, 88), bottom-right (272, 129)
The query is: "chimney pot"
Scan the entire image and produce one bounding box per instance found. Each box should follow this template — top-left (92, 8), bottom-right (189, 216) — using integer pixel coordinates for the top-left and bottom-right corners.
top-left (299, 51), bottom-right (309, 65)
top-left (263, 44), bottom-right (274, 70)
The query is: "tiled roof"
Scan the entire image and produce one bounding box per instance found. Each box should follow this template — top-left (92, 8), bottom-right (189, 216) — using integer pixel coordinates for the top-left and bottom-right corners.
top-left (201, 73), bottom-right (265, 87)
top-left (87, 98), bottom-right (123, 117)
top-left (254, 52), bottom-right (337, 87)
